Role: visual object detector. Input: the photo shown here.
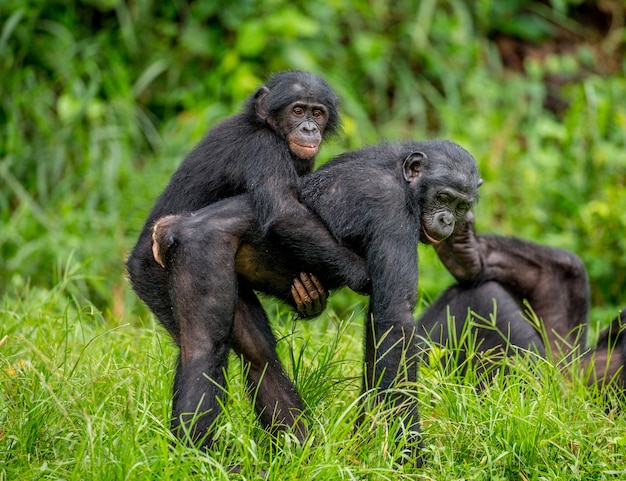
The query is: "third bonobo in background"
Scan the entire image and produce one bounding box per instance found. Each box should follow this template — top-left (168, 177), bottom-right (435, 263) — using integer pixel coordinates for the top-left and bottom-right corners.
top-left (419, 213), bottom-right (626, 388)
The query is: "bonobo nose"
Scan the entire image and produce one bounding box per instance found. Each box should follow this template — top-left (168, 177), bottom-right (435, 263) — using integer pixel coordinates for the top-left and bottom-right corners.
top-left (438, 212), bottom-right (454, 226)
top-left (301, 121), bottom-right (318, 133)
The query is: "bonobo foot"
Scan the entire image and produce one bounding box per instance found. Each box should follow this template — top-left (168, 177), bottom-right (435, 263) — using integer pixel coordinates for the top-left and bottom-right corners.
top-left (433, 211), bottom-right (484, 285)
top-left (152, 215), bottom-right (181, 268)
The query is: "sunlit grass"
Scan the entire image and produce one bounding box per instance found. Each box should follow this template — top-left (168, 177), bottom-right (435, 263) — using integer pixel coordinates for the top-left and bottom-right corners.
top-left (2, 283), bottom-right (625, 480)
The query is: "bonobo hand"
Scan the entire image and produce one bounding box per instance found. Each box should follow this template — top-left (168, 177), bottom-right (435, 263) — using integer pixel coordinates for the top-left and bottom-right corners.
top-left (433, 211), bottom-right (484, 285)
top-left (291, 272), bottom-right (327, 318)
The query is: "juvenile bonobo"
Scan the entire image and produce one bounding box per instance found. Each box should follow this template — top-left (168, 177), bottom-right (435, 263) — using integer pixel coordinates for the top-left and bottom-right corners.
top-left (126, 70), bottom-right (370, 447)
top-left (418, 213), bottom-right (626, 387)
top-left (152, 139), bottom-right (482, 460)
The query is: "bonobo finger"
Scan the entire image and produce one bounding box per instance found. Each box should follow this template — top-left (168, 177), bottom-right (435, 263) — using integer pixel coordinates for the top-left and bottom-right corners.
top-left (290, 279), bottom-right (310, 316)
top-left (297, 272), bottom-right (324, 316)
top-left (307, 273), bottom-right (325, 295)
top-left (303, 273), bottom-right (327, 312)
top-left (291, 279), bottom-right (306, 314)
top-left (457, 210), bottom-right (475, 232)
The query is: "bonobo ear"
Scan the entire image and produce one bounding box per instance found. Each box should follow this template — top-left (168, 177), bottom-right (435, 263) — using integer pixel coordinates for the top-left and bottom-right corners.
top-left (403, 151), bottom-right (426, 183)
top-left (254, 86), bottom-right (271, 121)
top-left (478, 178), bottom-right (484, 188)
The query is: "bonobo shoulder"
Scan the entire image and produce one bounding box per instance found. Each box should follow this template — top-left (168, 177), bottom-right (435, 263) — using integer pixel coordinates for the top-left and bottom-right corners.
top-left (316, 139), bottom-right (479, 176)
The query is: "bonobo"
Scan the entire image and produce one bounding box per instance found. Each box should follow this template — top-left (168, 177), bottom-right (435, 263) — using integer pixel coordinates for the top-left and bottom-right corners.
top-left (152, 140), bottom-right (482, 461)
top-left (418, 213), bottom-right (626, 387)
top-left (126, 70), bottom-right (370, 447)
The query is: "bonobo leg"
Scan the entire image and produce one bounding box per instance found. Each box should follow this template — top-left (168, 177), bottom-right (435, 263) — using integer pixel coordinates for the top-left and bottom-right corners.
top-left (231, 286), bottom-right (307, 441)
top-left (167, 230), bottom-right (238, 447)
top-left (418, 281), bottom-right (546, 373)
top-left (363, 308), bottom-right (420, 410)
top-left (434, 213), bottom-right (590, 357)
top-left (126, 231), bottom-right (180, 342)
top-left (582, 312), bottom-right (626, 387)
top-left (152, 202), bottom-right (256, 448)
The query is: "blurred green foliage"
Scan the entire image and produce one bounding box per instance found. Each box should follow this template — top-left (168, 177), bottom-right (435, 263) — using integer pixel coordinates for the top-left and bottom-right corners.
top-left (1, 0), bottom-right (625, 321)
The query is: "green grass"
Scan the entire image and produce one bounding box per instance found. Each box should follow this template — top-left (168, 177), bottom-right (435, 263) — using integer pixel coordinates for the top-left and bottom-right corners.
top-left (2, 281), bottom-right (625, 480)
top-left (3, 1), bottom-right (626, 479)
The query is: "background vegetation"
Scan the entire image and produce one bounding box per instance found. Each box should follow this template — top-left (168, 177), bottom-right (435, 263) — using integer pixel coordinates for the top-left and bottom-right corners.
top-left (1, 0), bottom-right (625, 479)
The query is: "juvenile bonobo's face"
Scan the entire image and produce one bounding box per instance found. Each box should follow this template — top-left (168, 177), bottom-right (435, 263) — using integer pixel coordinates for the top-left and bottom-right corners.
top-left (280, 101), bottom-right (329, 160)
top-left (253, 71), bottom-right (340, 161)
top-left (402, 140), bottom-right (481, 245)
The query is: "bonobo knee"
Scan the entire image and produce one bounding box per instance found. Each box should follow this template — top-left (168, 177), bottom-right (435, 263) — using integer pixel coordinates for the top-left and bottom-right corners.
top-left (151, 213), bottom-right (214, 267)
top-left (151, 213), bottom-right (243, 277)
top-left (556, 248), bottom-right (588, 285)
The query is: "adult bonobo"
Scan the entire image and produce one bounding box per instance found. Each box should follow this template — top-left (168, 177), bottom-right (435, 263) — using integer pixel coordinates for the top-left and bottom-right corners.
top-left (127, 70), bottom-right (369, 448)
top-left (152, 140), bottom-right (482, 461)
top-left (418, 213), bottom-right (626, 388)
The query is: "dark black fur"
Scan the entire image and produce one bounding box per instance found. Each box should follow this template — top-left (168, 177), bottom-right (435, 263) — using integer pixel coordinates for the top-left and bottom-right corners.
top-left (126, 70), bottom-right (371, 447)
top-left (418, 217), bottom-right (626, 388)
top-left (151, 139), bottom-right (482, 461)
top-left (421, 281), bottom-right (546, 374)
top-left (127, 70), bottom-right (368, 340)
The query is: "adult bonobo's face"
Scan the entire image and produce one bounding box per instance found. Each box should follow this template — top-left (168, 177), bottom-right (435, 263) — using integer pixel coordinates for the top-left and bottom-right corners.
top-left (252, 71), bottom-right (340, 161)
top-left (403, 140), bottom-right (482, 245)
top-left (419, 183), bottom-right (475, 244)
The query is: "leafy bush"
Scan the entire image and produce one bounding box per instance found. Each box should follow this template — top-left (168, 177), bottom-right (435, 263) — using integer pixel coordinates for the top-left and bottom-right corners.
top-left (1, 0), bottom-right (625, 318)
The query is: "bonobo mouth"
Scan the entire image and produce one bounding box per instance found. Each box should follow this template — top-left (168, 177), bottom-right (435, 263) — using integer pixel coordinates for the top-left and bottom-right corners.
top-left (291, 141), bottom-right (320, 159)
top-left (421, 225), bottom-right (446, 245)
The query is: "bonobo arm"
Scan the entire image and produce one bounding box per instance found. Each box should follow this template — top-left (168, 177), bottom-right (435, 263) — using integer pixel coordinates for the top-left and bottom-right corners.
top-left (364, 230), bottom-right (419, 388)
top-left (248, 139), bottom-right (370, 294)
top-left (360, 221), bottom-right (423, 463)
top-left (266, 198), bottom-right (370, 293)
top-left (435, 212), bottom-right (590, 355)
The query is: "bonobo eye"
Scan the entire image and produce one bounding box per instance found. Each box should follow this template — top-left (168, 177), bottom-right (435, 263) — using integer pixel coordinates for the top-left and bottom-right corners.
top-left (457, 201), bottom-right (471, 212)
top-left (312, 109), bottom-right (323, 118)
top-left (293, 107), bottom-right (304, 116)
top-left (436, 193), bottom-right (449, 204)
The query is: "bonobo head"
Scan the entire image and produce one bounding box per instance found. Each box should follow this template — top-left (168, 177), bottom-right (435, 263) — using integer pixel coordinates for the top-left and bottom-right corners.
top-left (402, 140), bottom-right (482, 244)
top-left (249, 70), bottom-right (341, 160)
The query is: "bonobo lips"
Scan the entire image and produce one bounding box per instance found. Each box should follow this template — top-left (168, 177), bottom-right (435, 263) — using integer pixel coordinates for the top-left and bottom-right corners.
top-left (295, 142), bottom-right (318, 153)
top-left (421, 225), bottom-right (444, 245)
top-left (291, 141), bottom-right (320, 159)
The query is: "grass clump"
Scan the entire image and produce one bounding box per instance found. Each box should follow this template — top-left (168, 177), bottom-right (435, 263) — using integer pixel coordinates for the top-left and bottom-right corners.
top-left (2, 287), bottom-right (626, 479)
